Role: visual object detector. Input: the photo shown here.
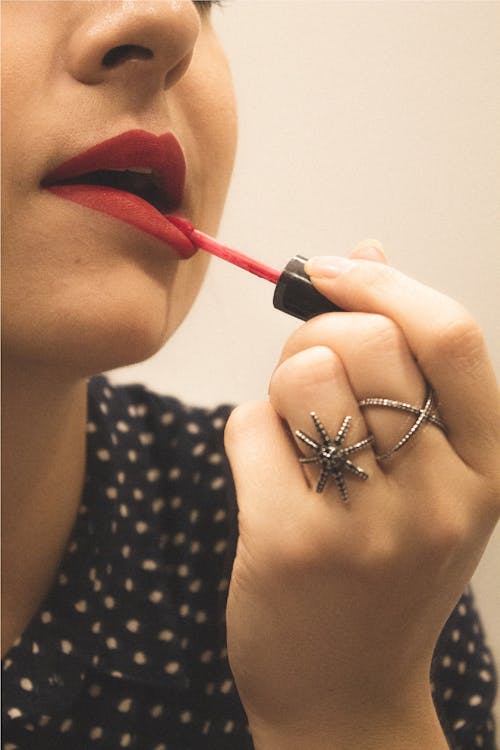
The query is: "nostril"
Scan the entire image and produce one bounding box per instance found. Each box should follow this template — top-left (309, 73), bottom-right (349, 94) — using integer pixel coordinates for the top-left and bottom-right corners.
top-left (102, 45), bottom-right (153, 68)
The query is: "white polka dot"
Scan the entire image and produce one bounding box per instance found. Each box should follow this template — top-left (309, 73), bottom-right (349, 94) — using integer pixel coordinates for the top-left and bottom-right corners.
top-left (116, 420), bottom-right (130, 433)
top-left (186, 421), bottom-right (200, 434)
top-left (133, 488), bottom-right (144, 500)
top-left (192, 442), bottom-right (206, 456)
top-left (161, 411), bottom-right (174, 425)
top-left (120, 734), bottom-right (132, 747)
top-left (210, 476), bottom-right (225, 490)
top-left (453, 719), bottom-right (466, 730)
top-left (118, 698), bottom-right (133, 713)
top-left (212, 417), bottom-right (224, 429)
top-left (97, 449), bottom-right (110, 462)
top-left (173, 532), bottom-right (186, 545)
top-left (158, 629), bottom-right (174, 642)
top-left (147, 468), bottom-right (160, 482)
top-left (195, 610), bottom-right (207, 624)
top-left (3, 658), bottom-right (13, 670)
top-left (89, 726), bottom-right (103, 739)
top-left (479, 669), bottom-right (492, 682)
top-left (458, 660), bottom-right (466, 674)
top-left (189, 579), bottom-right (202, 593)
top-left (469, 694), bottom-right (482, 706)
top-left (103, 386), bottom-right (112, 399)
top-left (150, 703), bottom-right (164, 718)
top-left (119, 504), bottom-right (129, 518)
top-left (126, 619), bottom-right (140, 633)
top-left (106, 637), bottom-right (118, 649)
top-left (180, 710), bottom-right (192, 723)
top-left (58, 573), bottom-right (69, 585)
top-left (179, 603), bottom-right (189, 616)
top-left (443, 688), bottom-right (453, 700)
top-left (61, 639), bottom-right (73, 654)
top-left (152, 498), bottom-right (165, 513)
top-left (139, 432), bottom-right (154, 445)
top-left (214, 508), bottom-right (227, 522)
top-left (142, 559), bottom-right (158, 571)
top-left (451, 629), bottom-right (460, 642)
top-left (88, 684), bottom-right (102, 697)
top-left (128, 450), bottom-right (137, 462)
top-left (122, 544), bottom-right (131, 558)
top-left (5, 743), bottom-right (19, 750)
top-left (32, 642), bottom-right (40, 654)
top-left (149, 590), bottom-right (163, 603)
top-left (214, 539), bottom-right (227, 554)
top-left (205, 682), bottom-right (215, 695)
top-left (75, 599), bottom-right (88, 613)
top-left (190, 541), bottom-right (201, 554)
top-left (442, 655), bottom-right (452, 668)
top-left (467, 640), bottom-right (476, 654)
top-left (134, 651), bottom-right (147, 665)
top-left (39, 715), bottom-right (51, 726)
top-left (104, 596), bottom-right (116, 609)
top-left (136, 404), bottom-right (148, 417)
top-left (208, 452), bottom-right (223, 464)
top-left (20, 677), bottom-right (33, 691)
top-left (87, 422), bottom-right (97, 433)
top-left (220, 679), bottom-right (233, 694)
top-left (92, 621), bottom-right (102, 634)
top-left (8, 708), bottom-right (22, 719)
top-left (41, 611), bottom-right (52, 624)
top-left (170, 496), bottom-right (182, 509)
top-left (177, 564), bottom-right (189, 577)
top-left (153, 744), bottom-right (167, 750)
top-left (475, 735), bottom-right (484, 747)
top-left (106, 486), bottom-right (118, 499)
top-left (60, 718), bottom-right (73, 732)
top-left (99, 402), bottom-right (108, 415)
top-left (135, 521), bottom-right (148, 534)
top-left (164, 661), bottom-right (180, 674)
top-left (224, 720), bottom-right (235, 733)
top-left (168, 467), bottom-right (181, 480)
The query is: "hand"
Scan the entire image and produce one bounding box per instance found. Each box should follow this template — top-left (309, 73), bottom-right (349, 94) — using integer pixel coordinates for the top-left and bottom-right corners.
top-left (224, 241), bottom-right (500, 748)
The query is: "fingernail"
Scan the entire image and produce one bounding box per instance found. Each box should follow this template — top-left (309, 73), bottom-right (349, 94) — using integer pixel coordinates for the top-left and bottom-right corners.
top-left (304, 256), bottom-right (357, 278)
top-left (351, 245), bottom-right (386, 262)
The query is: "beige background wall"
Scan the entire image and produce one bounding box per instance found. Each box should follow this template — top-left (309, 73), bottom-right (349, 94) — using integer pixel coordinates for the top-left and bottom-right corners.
top-left (109, 0), bottom-right (500, 719)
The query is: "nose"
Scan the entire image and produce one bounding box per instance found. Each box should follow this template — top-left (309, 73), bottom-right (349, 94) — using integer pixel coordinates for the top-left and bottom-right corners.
top-left (66, 1), bottom-right (200, 95)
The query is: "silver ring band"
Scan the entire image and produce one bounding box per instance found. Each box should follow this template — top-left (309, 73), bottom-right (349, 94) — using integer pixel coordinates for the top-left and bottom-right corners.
top-left (358, 385), bottom-right (446, 461)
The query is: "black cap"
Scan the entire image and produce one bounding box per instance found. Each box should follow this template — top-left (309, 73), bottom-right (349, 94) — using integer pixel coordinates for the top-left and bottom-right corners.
top-left (273, 255), bottom-right (343, 321)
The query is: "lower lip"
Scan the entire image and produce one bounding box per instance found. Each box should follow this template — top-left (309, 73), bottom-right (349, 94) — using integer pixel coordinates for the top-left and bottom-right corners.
top-left (46, 184), bottom-right (197, 258)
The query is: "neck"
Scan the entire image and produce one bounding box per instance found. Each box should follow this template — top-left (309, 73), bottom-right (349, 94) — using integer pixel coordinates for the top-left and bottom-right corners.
top-left (1, 360), bottom-right (88, 656)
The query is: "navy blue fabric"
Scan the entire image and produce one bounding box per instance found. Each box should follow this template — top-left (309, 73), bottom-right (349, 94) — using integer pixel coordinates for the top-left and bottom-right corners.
top-left (2, 376), bottom-right (497, 749)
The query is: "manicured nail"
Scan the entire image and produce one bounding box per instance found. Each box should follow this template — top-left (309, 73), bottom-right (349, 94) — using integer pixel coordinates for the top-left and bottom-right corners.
top-left (304, 256), bottom-right (357, 278)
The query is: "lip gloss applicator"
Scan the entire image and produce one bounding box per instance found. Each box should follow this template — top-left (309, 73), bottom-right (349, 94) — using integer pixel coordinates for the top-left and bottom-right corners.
top-left (168, 216), bottom-right (343, 322)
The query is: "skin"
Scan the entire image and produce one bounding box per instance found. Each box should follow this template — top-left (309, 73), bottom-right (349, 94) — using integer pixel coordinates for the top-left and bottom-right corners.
top-left (1, 0), bottom-right (237, 653)
top-left (2, 2), bottom-right (500, 749)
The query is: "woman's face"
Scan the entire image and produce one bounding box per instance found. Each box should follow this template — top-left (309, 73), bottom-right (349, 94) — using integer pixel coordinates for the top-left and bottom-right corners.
top-left (1, 1), bottom-right (237, 376)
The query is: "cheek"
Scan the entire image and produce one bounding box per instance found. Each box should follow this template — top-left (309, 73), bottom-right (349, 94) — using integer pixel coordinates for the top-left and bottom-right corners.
top-left (177, 38), bottom-right (238, 230)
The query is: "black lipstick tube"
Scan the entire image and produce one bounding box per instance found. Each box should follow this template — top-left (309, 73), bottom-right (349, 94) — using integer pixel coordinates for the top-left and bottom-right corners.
top-left (273, 255), bottom-right (344, 321)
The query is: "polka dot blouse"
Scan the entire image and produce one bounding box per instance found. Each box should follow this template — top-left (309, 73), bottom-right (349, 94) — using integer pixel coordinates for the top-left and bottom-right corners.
top-left (2, 376), bottom-right (497, 749)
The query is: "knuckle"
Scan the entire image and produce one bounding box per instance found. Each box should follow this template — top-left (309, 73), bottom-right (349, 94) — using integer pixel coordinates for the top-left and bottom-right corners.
top-left (224, 400), bottom-right (271, 448)
top-left (360, 314), bottom-right (406, 354)
top-left (269, 346), bottom-right (342, 405)
top-left (432, 308), bottom-right (486, 371)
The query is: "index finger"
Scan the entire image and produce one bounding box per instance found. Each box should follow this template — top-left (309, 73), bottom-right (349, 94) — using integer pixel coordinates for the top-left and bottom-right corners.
top-left (304, 256), bottom-right (500, 476)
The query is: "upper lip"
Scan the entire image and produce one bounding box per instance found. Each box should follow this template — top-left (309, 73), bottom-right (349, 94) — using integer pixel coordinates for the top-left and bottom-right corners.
top-left (42, 129), bottom-right (186, 212)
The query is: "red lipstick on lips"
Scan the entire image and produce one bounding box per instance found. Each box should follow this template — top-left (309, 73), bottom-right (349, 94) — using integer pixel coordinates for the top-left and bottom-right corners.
top-left (42, 129), bottom-right (196, 257)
